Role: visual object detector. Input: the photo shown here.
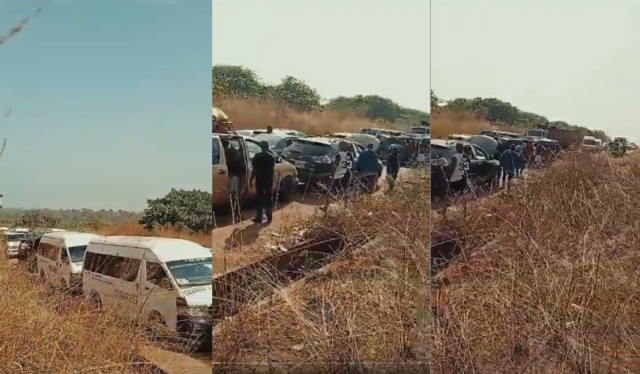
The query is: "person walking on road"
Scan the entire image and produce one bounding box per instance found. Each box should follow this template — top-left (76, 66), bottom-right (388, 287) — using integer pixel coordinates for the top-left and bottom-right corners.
top-left (386, 146), bottom-right (401, 191)
top-left (500, 144), bottom-right (518, 191)
top-left (249, 141), bottom-right (276, 224)
top-left (355, 143), bottom-right (380, 193)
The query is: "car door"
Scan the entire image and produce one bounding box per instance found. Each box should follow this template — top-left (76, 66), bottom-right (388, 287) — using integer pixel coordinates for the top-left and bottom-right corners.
top-left (471, 146), bottom-right (493, 182)
top-left (59, 245), bottom-right (72, 287)
top-left (244, 139), bottom-right (263, 194)
top-left (139, 260), bottom-right (177, 331)
top-left (212, 136), bottom-right (229, 206)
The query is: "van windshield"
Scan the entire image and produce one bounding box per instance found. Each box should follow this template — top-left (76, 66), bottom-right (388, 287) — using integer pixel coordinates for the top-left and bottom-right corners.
top-left (166, 258), bottom-right (213, 287)
top-left (68, 245), bottom-right (88, 263)
top-left (5, 234), bottom-right (26, 242)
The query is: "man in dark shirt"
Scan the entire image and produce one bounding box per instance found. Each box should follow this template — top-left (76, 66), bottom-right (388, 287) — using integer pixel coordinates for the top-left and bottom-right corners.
top-left (250, 141), bottom-right (276, 223)
top-left (386, 147), bottom-right (401, 191)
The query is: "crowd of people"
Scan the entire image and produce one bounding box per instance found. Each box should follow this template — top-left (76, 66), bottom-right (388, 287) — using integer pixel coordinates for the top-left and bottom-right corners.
top-left (436, 138), bottom-right (560, 219)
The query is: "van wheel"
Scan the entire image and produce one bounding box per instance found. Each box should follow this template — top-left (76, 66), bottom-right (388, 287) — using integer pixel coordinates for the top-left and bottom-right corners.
top-left (90, 293), bottom-right (102, 312)
top-left (147, 311), bottom-right (167, 341)
top-left (278, 177), bottom-right (295, 203)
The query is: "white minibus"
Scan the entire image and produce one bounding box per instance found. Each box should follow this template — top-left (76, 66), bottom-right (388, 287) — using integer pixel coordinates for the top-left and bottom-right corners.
top-left (37, 231), bottom-right (101, 290)
top-left (82, 236), bottom-right (213, 344)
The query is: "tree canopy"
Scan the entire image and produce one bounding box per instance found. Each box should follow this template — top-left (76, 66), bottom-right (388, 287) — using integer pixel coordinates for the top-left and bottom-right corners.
top-left (213, 64), bottom-right (430, 124)
top-left (139, 189), bottom-right (212, 233)
top-left (431, 89), bottom-right (607, 140)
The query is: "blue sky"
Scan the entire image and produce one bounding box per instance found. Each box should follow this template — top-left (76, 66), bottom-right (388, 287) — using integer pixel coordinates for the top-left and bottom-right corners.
top-left (212, 0), bottom-right (429, 113)
top-left (0, 0), bottom-right (211, 210)
top-left (432, 0), bottom-right (640, 141)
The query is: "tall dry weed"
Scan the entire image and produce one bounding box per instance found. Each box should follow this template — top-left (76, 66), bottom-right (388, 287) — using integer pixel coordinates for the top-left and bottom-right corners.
top-left (0, 256), bottom-right (152, 373)
top-left (216, 98), bottom-right (394, 135)
top-left (431, 152), bottom-right (640, 373)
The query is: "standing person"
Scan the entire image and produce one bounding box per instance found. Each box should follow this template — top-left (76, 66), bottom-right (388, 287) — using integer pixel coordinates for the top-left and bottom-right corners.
top-left (321, 142), bottom-right (354, 211)
top-left (249, 141), bottom-right (276, 224)
top-left (355, 143), bottom-right (379, 193)
top-left (266, 126), bottom-right (273, 134)
top-left (222, 139), bottom-right (246, 222)
top-left (525, 140), bottom-right (535, 167)
top-left (442, 143), bottom-right (468, 220)
top-left (514, 142), bottom-right (526, 177)
top-left (500, 145), bottom-right (517, 191)
top-left (386, 146), bottom-right (401, 191)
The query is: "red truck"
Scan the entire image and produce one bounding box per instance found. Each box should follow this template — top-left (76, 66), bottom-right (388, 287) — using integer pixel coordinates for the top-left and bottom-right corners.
top-left (527, 126), bottom-right (583, 150)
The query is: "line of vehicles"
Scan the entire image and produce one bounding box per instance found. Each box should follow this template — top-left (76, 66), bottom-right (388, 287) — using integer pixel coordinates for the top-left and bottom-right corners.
top-left (212, 107), bottom-right (431, 208)
top-left (3, 227), bottom-right (213, 349)
top-left (430, 124), bottom-right (635, 198)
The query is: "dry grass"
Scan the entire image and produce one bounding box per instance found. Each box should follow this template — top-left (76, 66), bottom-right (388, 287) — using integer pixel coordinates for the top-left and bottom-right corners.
top-left (216, 98), bottom-right (395, 136)
top-left (431, 110), bottom-right (525, 138)
top-left (431, 152), bottom-right (640, 373)
top-left (212, 172), bottom-right (430, 371)
top-left (0, 255), bottom-right (152, 373)
top-left (98, 222), bottom-right (211, 247)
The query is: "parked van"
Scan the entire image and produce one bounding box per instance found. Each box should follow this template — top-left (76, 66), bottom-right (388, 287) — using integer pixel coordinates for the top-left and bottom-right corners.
top-left (37, 232), bottom-right (101, 290)
top-left (4, 230), bottom-right (29, 258)
top-left (82, 236), bottom-right (213, 344)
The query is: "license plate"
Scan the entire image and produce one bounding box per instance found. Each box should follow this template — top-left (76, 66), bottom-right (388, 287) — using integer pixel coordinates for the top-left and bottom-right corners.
top-left (295, 161), bottom-right (307, 168)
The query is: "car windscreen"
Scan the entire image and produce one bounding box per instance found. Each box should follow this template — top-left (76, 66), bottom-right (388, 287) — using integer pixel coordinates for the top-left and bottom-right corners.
top-left (411, 127), bottom-right (430, 135)
top-left (380, 138), bottom-right (407, 148)
top-left (253, 134), bottom-right (282, 147)
top-left (166, 258), bottom-right (213, 287)
top-left (431, 145), bottom-right (455, 160)
top-left (583, 139), bottom-right (597, 146)
top-left (6, 234), bottom-right (26, 242)
top-left (285, 141), bottom-right (336, 156)
top-left (213, 138), bottom-right (220, 166)
top-left (68, 245), bottom-right (88, 263)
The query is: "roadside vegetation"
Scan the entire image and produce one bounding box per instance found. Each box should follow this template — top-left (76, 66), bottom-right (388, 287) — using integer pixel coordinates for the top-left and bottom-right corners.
top-left (213, 65), bottom-right (430, 135)
top-left (431, 89), bottom-right (607, 140)
top-left (430, 108), bottom-right (640, 372)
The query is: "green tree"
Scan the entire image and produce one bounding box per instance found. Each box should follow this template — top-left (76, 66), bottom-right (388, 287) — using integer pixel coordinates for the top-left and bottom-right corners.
top-left (274, 76), bottom-right (322, 112)
top-left (14, 210), bottom-right (61, 229)
top-left (139, 189), bottom-right (212, 233)
top-left (212, 65), bottom-right (269, 100)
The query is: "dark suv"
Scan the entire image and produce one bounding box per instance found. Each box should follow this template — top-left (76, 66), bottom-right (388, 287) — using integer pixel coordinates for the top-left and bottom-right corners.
top-left (430, 140), bottom-right (501, 198)
top-left (282, 137), bottom-right (382, 189)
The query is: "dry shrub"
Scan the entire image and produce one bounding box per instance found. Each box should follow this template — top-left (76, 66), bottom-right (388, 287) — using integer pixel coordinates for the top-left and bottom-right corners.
top-left (217, 98), bottom-right (394, 135)
top-left (99, 222), bottom-right (211, 247)
top-left (431, 152), bottom-right (640, 373)
top-left (212, 171), bottom-right (430, 371)
top-left (432, 110), bottom-right (525, 138)
top-left (0, 256), bottom-right (152, 373)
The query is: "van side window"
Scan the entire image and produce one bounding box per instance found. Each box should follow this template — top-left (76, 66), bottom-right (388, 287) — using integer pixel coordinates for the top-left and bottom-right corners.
top-left (38, 242), bottom-right (58, 261)
top-left (118, 258), bottom-right (141, 282)
top-left (146, 262), bottom-right (174, 291)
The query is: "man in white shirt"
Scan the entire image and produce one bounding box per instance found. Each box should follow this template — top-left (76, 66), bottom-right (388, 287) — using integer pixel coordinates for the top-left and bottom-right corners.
top-left (321, 142), bottom-right (354, 211)
top-left (442, 143), bottom-right (469, 220)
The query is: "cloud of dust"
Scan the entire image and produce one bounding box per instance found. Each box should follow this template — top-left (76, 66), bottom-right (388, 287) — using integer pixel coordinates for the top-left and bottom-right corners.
top-left (216, 98), bottom-right (394, 136)
top-left (431, 110), bottom-right (525, 138)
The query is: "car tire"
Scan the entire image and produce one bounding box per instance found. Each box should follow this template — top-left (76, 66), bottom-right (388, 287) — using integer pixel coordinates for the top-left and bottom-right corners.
top-left (278, 176), bottom-right (295, 203)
